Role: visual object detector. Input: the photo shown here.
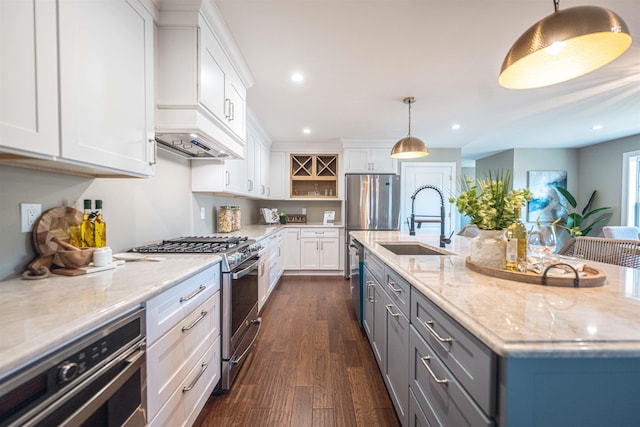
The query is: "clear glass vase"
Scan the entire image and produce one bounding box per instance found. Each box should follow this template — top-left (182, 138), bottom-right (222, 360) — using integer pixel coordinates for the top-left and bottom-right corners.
top-left (470, 229), bottom-right (507, 269)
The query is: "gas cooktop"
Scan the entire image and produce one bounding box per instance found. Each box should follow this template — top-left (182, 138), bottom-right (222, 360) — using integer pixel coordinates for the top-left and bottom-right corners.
top-left (129, 235), bottom-right (250, 254)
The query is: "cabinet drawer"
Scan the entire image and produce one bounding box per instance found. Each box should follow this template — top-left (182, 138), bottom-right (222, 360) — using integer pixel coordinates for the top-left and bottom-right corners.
top-left (410, 327), bottom-right (493, 427)
top-left (384, 267), bottom-right (410, 317)
top-left (149, 336), bottom-right (221, 427)
top-left (409, 388), bottom-right (432, 427)
top-left (363, 249), bottom-right (384, 284)
top-left (411, 289), bottom-right (496, 415)
top-left (147, 265), bottom-right (220, 345)
top-left (300, 228), bottom-right (339, 238)
top-left (147, 292), bottom-right (220, 419)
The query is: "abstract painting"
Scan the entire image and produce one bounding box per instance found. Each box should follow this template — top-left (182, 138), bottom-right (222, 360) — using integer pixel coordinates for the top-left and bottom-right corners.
top-left (527, 170), bottom-right (568, 222)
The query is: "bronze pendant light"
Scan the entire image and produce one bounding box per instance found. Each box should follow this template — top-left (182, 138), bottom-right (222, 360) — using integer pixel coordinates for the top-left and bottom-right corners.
top-left (391, 97), bottom-right (429, 159)
top-left (499, 0), bottom-right (632, 89)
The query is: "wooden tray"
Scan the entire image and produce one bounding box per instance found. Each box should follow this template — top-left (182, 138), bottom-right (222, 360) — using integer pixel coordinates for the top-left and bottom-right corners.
top-left (464, 257), bottom-right (606, 288)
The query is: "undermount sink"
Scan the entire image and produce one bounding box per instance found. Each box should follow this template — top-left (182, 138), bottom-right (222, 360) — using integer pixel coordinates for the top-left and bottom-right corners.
top-left (379, 243), bottom-right (452, 256)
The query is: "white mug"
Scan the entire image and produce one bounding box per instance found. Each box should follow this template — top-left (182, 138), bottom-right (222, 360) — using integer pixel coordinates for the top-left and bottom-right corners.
top-left (93, 247), bottom-right (113, 267)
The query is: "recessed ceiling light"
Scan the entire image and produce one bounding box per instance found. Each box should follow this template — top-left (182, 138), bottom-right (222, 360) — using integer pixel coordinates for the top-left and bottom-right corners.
top-left (291, 72), bottom-right (304, 83)
top-left (592, 124), bottom-right (604, 130)
top-left (303, 128), bottom-right (311, 134)
top-left (451, 124), bottom-right (461, 131)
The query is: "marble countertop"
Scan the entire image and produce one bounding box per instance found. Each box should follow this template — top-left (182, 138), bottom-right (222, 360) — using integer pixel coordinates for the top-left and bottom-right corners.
top-left (0, 254), bottom-right (221, 380)
top-left (350, 230), bottom-right (640, 358)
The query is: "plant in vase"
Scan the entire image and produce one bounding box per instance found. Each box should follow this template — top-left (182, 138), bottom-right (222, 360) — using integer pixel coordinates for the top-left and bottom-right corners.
top-left (449, 170), bottom-right (531, 268)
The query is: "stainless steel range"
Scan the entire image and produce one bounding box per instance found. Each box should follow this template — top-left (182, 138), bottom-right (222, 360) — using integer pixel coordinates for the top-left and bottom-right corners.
top-left (130, 236), bottom-right (263, 391)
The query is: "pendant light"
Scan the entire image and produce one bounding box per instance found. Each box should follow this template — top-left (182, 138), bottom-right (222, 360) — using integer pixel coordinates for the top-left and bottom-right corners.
top-left (499, 0), bottom-right (632, 90)
top-left (391, 97), bottom-right (428, 159)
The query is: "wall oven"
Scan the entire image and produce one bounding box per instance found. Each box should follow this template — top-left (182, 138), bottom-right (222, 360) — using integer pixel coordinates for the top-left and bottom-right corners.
top-left (0, 307), bottom-right (146, 427)
top-left (130, 235), bottom-right (262, 391)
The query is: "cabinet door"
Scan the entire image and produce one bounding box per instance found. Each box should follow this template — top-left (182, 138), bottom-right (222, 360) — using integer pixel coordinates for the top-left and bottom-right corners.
top-left (385, 295), bottom-right (410, 426)
top-left (199, 21), bottom-right (227, 122)
top-left (343, 148), bottom-right (371, 173)
top-left (225, 77), bottom-right (246, 139)
top-left (372, 280), bottom-right (387, 371)
top-left (283, 228), bottom-right (301, 269)
top-left (246, 132), bottom-right (256, 194)
top-left (362, 268), bottom-right (375, 342)
top-left (269, 151), bottom-right (287, 199)
top-left (1, 0), bottom-right (59, 156)
top-left (259, 143), bottom-right (270, 197)
top-left (58, 0), bottom-right (155, 176)
top-left (300, 238), bottom-right (320, 269)
top-left (369, 148), bottom-right (397, 173)
top-left (319, 237), bottom-right (340, 269)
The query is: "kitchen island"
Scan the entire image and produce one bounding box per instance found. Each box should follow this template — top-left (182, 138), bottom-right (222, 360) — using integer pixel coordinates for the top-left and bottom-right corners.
top-left (350, 230), bottom-right (640, 427)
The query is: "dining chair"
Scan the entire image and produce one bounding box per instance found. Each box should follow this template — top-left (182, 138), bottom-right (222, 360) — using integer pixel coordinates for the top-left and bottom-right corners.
top-left (602, 226), bottom-right (640, 240)
top-left (558, 236), bottom-right (640, 268)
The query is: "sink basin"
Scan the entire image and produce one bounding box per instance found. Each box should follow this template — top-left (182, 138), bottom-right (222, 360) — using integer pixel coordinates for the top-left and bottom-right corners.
top-left (379, 243), bottom-right (451, 256)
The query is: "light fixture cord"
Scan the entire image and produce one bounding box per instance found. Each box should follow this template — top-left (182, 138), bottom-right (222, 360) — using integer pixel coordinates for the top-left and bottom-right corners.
top-left (407, 101), bottom-right (412, 136)
top-left (553, 0), bottom-right (559, 13)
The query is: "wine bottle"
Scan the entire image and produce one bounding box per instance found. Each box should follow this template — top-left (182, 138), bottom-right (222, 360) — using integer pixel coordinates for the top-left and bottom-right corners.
top-left (80, 199), bottom-right (95, 248)
top-left (505, 206), bottom-right (527, 272)
top-left (94, 199), bottom-right (107, 248)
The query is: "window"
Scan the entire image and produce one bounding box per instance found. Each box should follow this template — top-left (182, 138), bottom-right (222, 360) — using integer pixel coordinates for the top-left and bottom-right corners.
top-left (622, 151), bottom-right (640, 227)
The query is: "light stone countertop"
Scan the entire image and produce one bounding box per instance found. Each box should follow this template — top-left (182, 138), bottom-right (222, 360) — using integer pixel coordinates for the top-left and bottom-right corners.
top-left (0, 254), bottom-right (221, 380)
top-left (212, 223), bottom-right (344, 242)
top-left (350, 230), bottom-right (640, 358)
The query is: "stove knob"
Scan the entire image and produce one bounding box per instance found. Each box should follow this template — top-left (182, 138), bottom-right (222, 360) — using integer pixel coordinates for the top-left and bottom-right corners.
top-left (58, 362), bottom-right (79, 383)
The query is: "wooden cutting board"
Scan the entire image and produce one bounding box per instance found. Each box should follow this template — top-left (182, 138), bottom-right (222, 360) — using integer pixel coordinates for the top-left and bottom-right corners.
top-left (33, 206), bottom-right (83, 255)
top-left (51, 262), bottom-right (120, 276)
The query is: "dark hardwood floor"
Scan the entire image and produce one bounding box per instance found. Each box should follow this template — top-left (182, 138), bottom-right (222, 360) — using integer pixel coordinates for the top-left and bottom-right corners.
top-left (195, 276), bottom-right (401, 427)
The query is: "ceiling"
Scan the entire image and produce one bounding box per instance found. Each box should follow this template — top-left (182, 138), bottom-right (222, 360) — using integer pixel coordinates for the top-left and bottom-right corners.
top-left (214, 0), bottom-right (640, 162)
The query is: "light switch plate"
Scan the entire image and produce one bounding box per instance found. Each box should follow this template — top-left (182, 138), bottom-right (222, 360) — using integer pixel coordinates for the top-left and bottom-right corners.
top-left (21, 203), bottom-right (42, 232)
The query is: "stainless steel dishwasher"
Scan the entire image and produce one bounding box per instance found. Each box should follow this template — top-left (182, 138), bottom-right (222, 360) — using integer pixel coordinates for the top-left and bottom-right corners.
top-left (349, 237), bottom-right (364, 326)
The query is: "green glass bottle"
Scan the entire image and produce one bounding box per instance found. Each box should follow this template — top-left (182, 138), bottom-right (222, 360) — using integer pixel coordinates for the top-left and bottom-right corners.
top-left (505, 206), bottom-right (527, 272)
top-left (94, 200), bottom-right (107, 248)
top-left (81, 199), bottom-right (95, 248)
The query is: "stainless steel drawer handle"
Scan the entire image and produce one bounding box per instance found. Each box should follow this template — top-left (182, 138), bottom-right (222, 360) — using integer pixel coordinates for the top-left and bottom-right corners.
top-left (182, 362), bottom-right (208, 393)
top-left (420, 356), bottom-right (448, 385)
top-left (179, 285), bottom-right (206, 302)
top-left (387, 281), bottom-right (402, 293)
top-left (181, 310), bottom-right (208, 332)
top-left (423, 319), bottom-right (453, 343)
top-left (385, 304), bottom-right (400, 318)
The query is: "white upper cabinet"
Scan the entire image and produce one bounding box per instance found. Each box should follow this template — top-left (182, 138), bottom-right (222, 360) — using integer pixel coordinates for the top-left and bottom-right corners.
top-left (0, 0), bottom-right (155, 177)
top-left (156, 3), bottom-right (252, 159)
top-left (269, 151), bottom-right (287, 199)
top-left (1, 0), bottom-right (59, 157)
top-left (343, 147), bottom-right (397, 173)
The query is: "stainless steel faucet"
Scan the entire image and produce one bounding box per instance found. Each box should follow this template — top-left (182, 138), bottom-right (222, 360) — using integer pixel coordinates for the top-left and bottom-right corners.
top-left (409, 184), bottom-right (452, 247)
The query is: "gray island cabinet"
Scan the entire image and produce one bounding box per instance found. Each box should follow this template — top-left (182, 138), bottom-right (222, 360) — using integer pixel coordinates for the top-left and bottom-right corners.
top-left (353, 231), bottom-right (640, 427)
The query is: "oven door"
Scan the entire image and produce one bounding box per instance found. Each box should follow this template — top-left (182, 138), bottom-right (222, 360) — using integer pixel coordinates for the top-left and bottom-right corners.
top-left (221, 256), bottom-right (262, 390)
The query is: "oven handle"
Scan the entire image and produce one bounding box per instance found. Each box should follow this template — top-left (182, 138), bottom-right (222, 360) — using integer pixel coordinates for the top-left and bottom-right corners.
top-left (24, 339), bottom-right (146, 427)
top-left (230, 318), bottom-right (262, 365)
top-left (230, 258), bottom-right (260, 279)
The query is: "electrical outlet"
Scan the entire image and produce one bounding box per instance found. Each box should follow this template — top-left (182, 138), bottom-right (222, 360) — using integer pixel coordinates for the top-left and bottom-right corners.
top-left (21, 203), bottom-right (42, 233)
top-left (200, 207), bottom-right (206, 220)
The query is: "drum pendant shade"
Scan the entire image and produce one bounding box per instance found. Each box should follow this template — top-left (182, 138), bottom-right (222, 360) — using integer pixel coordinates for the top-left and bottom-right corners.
top-left (391, 97), bottom-right (428, 159)
top-left (499, 3), bottom-right (632, 90)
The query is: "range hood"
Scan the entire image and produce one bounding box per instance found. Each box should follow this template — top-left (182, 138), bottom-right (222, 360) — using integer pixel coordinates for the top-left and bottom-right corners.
top-left (155, 133), bottom-right (232, 159)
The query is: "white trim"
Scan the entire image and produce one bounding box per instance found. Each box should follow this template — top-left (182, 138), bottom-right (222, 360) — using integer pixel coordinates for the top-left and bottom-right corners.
top-left (622, 150), bottom-right (640, 226)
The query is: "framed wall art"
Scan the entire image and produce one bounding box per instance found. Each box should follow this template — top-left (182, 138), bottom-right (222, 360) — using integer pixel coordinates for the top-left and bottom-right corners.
top-left (527, 170), bottom-right (568, 222)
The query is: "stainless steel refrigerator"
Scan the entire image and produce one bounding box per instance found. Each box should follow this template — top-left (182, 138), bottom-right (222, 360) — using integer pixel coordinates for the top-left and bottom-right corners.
top-left (345, 174), bottom-right (401, 323)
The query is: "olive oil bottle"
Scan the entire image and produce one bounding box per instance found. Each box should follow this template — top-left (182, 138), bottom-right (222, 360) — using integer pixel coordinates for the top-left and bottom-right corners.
top-left (94, 200), bottom-right (107, 248)
top-left (80, 199), bottom-right (95, 248)
top-left (505, 206), bottom-right (527, 272)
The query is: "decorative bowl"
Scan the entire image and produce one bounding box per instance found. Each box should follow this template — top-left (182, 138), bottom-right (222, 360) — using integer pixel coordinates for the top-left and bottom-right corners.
top-left (54, 248), bottom-right (95, 269)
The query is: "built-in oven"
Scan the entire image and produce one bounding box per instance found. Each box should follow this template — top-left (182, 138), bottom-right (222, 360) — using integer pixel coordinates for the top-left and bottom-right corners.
top-left (221, 255), bottom-right (262, 390)
top-left (0, 306), bottom-right (146, 427)
top-left (349, 237), bottom-right (364, 326)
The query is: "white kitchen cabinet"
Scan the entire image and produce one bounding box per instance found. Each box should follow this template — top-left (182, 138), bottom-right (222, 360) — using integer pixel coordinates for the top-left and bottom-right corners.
top-left (1, 0), bottom-right (156, 177)
top-left (268, 231), bottom-right (284, 292)
top-left (257, 250), bottom-right (270, 312)
top-left (283, 228), bottom-right (301, 270)
top-left (269, 151), bottom-right (287, 199)
top-left (1, 0), bottom-right (58, 157)
top-left (191, 158), bottom-right (248, 195)
top-left (343, 147), bottom-right (396, 173)
top-left (299, 228), bottom-right (340, 270)
top-left (156, 9), bottom-right (249, 158)
top-left (146, 264), bottom-right (221, 426)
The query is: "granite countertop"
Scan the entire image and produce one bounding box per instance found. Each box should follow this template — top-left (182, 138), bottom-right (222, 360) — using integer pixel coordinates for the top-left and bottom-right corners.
top-left (0, 254), bottom-right (221, 380)
top-left (350, 230), bottom-right (640, 358)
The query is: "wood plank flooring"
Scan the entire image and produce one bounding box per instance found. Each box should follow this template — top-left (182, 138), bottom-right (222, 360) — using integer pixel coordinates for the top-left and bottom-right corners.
top-left (194, 276), bottom-right (400, 427)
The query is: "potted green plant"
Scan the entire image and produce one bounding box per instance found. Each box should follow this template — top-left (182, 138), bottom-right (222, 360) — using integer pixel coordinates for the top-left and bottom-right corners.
top-left (279, 212), bottom-right (287, 224)
top-left (554, 188), bottom-right (610, 237)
